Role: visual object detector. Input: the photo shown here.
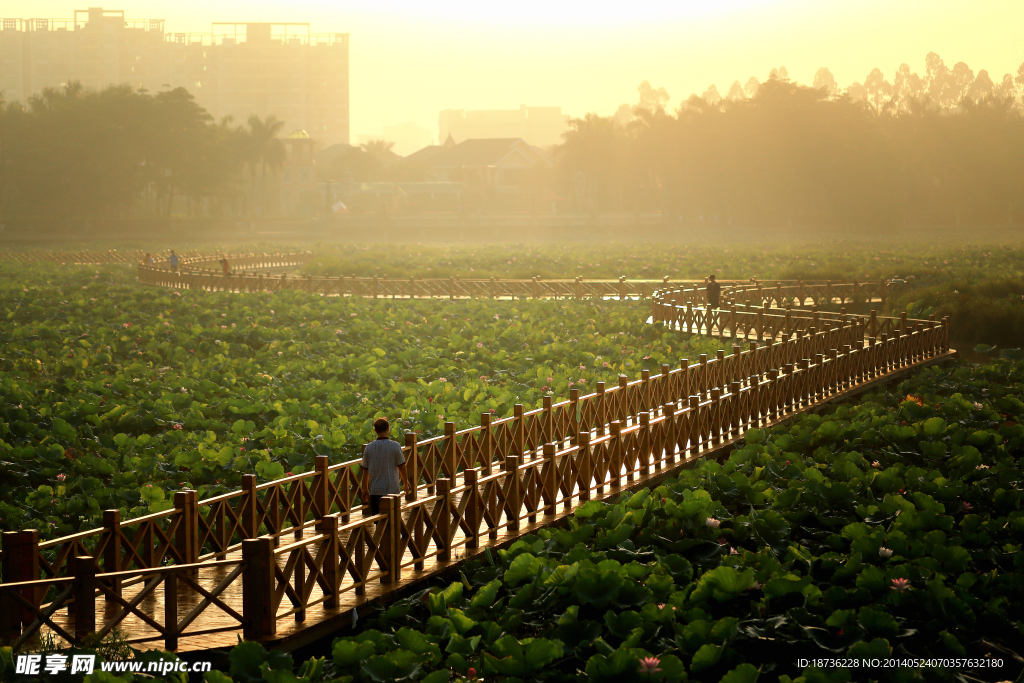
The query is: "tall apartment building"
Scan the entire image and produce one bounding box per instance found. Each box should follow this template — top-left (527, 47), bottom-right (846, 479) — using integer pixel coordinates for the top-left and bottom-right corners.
top-left (439, 105), bottom-right (569, 148)
top-left (0, 8), bottom-right (349, 145)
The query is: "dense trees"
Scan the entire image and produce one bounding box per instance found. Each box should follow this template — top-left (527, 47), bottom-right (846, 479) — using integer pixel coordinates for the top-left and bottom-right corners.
top-left (560, 54), bottom-right (1024, 227)
top-left (0, 83), bottom-right (284, 224)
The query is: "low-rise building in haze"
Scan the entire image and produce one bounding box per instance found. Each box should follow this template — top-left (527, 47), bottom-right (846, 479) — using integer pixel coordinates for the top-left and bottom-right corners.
top-left (439, 105), bottom-right (569, 148)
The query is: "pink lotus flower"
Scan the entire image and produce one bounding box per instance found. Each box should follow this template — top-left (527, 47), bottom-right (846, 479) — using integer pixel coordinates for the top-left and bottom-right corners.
top-left (638, 657), bottom-right (661, 675)
top-left (706, 517), bottom-right (720, 528)
top-left (962, 501), bottom-right (972, 511)
top-left (476, 342), bottom-right (484, 348)
top-left (467, 667), bottom-right (476, 679)
top-left (890, 577), bottom-right (911, 593)
top-left (879, 547), bottom-right (893, 559)
top-left (749, 581), bottom-right (763, 590)
top-left (56, 473), bottom-right (66, 483)
top-left (872, 461), bottom-right (881, 469)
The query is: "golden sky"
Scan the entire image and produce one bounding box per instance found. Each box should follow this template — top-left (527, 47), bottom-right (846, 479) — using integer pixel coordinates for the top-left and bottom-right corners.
top-left (8, 0), bottom-right (1024, 145)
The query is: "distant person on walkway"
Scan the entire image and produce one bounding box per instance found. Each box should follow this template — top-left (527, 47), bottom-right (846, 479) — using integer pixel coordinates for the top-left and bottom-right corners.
top-left (168, 250), bottom-right (179, 272)
top-left (221, 258), bottom-right (231, 275)
top-left (147, 253), bottom-right (154, 266)
top-left (706, 274), bottom-right (721, 309)
top-left (361, 418), bottom-right (410, 515)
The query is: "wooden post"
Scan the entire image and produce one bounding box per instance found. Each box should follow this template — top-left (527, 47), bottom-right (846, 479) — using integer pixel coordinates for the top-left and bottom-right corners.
top-left (716, 349), bottom-right (726, 392)
top-left (437, 478), bottom-right (453, 560)
top-left (380, 496), bottom-right (400, 584)
top-left (542, 443), bottom-right (560, 514)
top-left (578, 432), bottom-right (592, 500)
top-left (443, 422), bottom-right (458, 481)
top-left (869, 309), bottom-right (877, 337)
top-left (102, 509), bottom-right (122, 602)
top-left (1, 531), bottom-right (22, 640)
top-left (174, 490), bottom-right (199, 568)
top-left (512, 404), bottom-right (525, 458)
top-left (663, 402), bottom-right (676, 464)
top-left (532, 276), bottom-right (539, 299)
top-left (617, 374), bottom-right (629, 422)
top-left (595, 381), bottom-right (607, 436)
top-left (569, 388), bottom-right (580, 447)
top-left (542, 396), bottom-right (554, 447)
top-left (478, 413), bottom-right (492, 476)
top-left (241, 474), bottom-right (258, 539)
top-left (164, 569), bottom-right (178, 651)
top-left (710, 388), bottom-right (722, 444)
top-left (609, 422), bottom-right (623, 488)
top-left (641, 368), bottom-right (651, 413)
top-left (699, 354), bottom-right (709, 400)
top-left (618, 276), bottom-right (627, 301)
top-left (504, 457), bottom-right (521, 531)
top-left (730, 381), bottom-right (742, 436)
top-left (318, 514), bottom-right (340, 608)
top-left (639, 412), bottom-right (651, 477)
top-left (242, 537), bottom-right (276, 639)
top-left (73, 556), bottom-right (96, 643)
top-left (314, 455), bottom-right (330, 519)
top-left (405, 432), bottom-right (419, 500)
top-left (17, 529), bottom-right (39, 627)
top-left (465, 468), bottom-right (481, 549)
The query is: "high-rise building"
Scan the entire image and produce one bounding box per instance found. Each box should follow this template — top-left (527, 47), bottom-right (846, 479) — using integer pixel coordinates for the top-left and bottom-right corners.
top-left (439, 105), bottom-right (569, 149)
top-left (0, 8), bottom-right (349, 145)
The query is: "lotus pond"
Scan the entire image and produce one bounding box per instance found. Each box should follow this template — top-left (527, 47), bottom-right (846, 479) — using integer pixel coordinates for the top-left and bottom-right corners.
top-left (16, 356), bottom-right (1022, 683)
top-left (0, 262), bottom-right (721, 537)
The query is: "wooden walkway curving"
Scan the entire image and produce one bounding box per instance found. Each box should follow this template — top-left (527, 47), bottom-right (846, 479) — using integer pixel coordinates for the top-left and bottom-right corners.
top-left (0, 269), bottom-right (951, 654)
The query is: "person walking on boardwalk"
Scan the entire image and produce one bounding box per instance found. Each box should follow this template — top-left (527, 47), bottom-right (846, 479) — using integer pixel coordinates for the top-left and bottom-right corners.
top-left (706, 274), bottom-right (722, 309)
top-left (168, 250), bottom-right (179, 272)
top-left (361, 417), bottom-right (411, 515)
top-left (221, 258), bottom-right (231, 276)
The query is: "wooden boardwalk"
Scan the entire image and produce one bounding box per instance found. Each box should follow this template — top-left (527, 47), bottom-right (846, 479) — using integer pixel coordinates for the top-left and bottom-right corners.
top-left (0, 274), bottom-right (951, 654)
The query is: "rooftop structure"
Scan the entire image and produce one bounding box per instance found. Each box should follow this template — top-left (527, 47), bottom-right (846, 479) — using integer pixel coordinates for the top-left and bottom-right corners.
top-left (439, 105), bottom-right (569, 148)
top-left (0, 8), bottom-right (349, 145)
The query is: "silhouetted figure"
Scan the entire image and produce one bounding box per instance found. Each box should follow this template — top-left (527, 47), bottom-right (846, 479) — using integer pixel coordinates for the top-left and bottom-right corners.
top-left (221, 258), bottom-right (231, 276)
top-left (706, 274), bottom-right (721, 309)
top-left (168, 250), bottom-right (178, 272)
top-left (361, 418), bottom-right (410, 515)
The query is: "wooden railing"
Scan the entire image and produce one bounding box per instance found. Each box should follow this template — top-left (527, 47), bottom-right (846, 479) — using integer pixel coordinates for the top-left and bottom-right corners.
top-left (0, 249), bottom-right (192, 265)
top-left (0, 276), bottom-right (949, 651)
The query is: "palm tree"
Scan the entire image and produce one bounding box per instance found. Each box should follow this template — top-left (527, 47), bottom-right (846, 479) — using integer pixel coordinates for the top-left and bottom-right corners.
top-left (246, 115), bottom-right (286, 216)
top-left (359, 139), bottom-right (395, 155)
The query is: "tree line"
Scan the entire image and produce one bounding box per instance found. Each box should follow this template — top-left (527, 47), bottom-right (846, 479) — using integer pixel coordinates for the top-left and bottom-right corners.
top-left (560, 53), bottom-right (1024, 227)
top-left (0, 83), bottom-right (287, 224)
